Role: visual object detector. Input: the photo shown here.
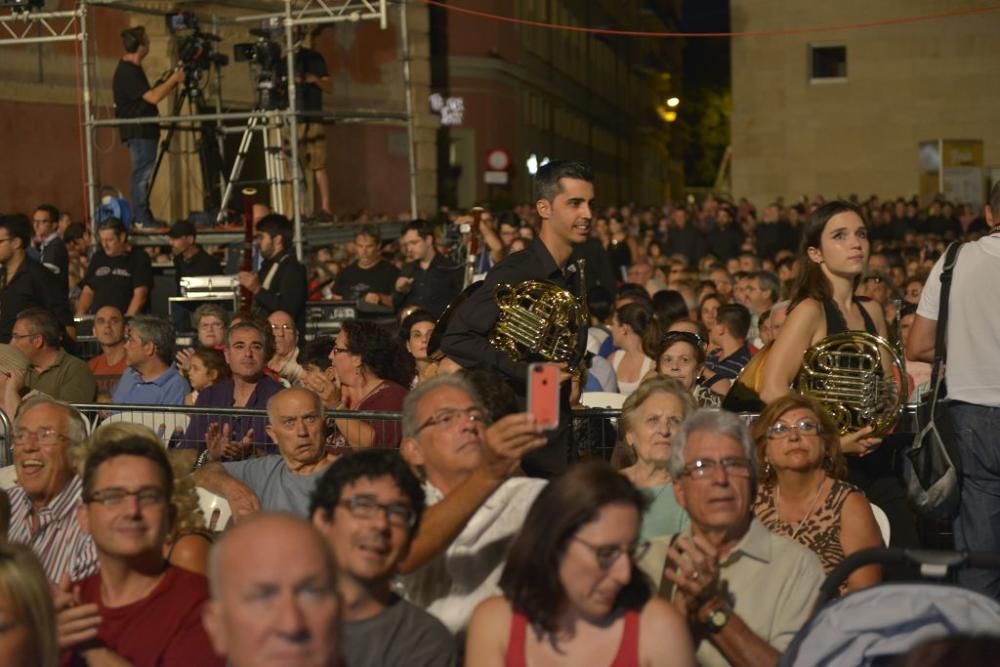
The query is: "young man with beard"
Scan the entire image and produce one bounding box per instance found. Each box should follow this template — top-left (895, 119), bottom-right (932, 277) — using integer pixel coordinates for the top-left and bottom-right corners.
top-left (311, 450), bottom-right (456, 666)
top-left (238, 214), bottom-right (308, 338)
top-left (440, 160), bottom-right (594, 477)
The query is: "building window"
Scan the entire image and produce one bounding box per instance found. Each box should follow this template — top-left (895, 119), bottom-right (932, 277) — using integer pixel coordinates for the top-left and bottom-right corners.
top-left (809, 45), bottom-right (847, 83)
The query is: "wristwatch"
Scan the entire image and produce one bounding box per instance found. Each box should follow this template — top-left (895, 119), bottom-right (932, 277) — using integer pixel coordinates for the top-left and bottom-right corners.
top-left (698, 596), bottom-right (733, 634)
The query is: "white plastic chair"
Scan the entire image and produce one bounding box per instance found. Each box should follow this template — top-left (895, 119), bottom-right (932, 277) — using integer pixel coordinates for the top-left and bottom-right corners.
top-left (0, 465), bottom-right (16, 491)
top-left (196, 487), bottom-right (233, 532)
top-left (99, 411), bottom-right (190, 446)
top-left (870, 502), bottom-right (891, 546)
top-left (579, 392), bottom-right (627, 409)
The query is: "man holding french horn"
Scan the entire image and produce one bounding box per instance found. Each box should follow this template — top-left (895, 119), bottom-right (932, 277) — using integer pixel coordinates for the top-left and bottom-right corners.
top-left (440, 160), bottom-right (594, 477)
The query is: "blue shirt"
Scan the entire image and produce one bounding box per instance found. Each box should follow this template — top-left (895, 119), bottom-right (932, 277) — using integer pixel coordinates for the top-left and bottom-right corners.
top-left (111, 364), bottom-right (189, 406)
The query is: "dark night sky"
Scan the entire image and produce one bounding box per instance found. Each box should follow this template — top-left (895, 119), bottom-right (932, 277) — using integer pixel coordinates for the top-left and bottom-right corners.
top-left (680, 0), bottom-right (730, 90)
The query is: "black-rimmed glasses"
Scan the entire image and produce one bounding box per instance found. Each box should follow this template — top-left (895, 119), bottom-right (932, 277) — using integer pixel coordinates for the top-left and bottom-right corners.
top-left (338, 495), bottom-right (416, 528)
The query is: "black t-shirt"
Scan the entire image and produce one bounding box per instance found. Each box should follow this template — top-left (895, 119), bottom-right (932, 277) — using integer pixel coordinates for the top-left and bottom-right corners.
top-left (82, 248), bottom-right (154, 314)
top-left (112, 60), bottom-right (159, 142)
top-left (174, 247), bottom-right (223, 287)
top-left (333, 260), bottom-right (399, 301)
top-left (292, 48), bottom-right (328, 113)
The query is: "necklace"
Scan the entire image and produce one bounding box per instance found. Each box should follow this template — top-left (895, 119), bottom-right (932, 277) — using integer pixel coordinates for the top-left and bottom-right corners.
top-left (354, 379), bottom-right (386, 407)
top-left (775, 476), bottom-right (827, 541)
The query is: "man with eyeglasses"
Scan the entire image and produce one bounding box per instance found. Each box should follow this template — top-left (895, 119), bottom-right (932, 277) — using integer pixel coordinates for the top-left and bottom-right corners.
top-left (652, 409), bottom-right (822, 667)
top-left (32, 204), bottom-right (69, 291)
top-left (310, 450), bottom-right (456, 666)
top-left (398, 374), bottom-right (548, 635)
top-left (0, 214), bottom-right (74, 343)
top-left (10, 307), bottom-right (96, 410)
top-left (56, 434), bottom-right (222, 666)
top-left (393, 220), bottom-right (462, 319)
top-left (266, 310), bottom-right (304, 385)
top-left (194, 387), bottom-right (337, 518)
top-left (7, 396), bottom-right (95, 583)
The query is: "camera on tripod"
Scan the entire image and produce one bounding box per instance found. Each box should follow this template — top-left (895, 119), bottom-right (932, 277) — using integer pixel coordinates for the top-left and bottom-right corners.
top-left (234, 28), bottom-right (288, 111)
top-left (165, 11), bottom-right (228, 97)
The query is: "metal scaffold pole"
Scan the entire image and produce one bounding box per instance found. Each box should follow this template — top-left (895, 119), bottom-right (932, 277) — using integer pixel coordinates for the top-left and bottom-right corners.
top-left (284, 0), bottom-right (304, 260)
top-left (400, 0), bottom-right (418, 219)
top-left (79, 2), bottom-right (97, 237)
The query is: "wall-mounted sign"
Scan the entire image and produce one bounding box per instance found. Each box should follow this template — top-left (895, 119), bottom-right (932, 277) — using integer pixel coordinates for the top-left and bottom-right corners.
top-left (486, 148), bottom-right (511, 172)
top-left (484, 171), bottom-right (509, 185)
top-left (429, 93), bottom-right (464, 126)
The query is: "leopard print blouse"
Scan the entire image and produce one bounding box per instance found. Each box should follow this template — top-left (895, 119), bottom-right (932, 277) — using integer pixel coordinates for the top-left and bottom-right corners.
top-left (753, 478), bottom-right (861, 578)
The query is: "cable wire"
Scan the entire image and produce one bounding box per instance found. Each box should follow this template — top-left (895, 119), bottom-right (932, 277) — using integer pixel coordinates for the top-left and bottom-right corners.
top-left (418, 0), bottom-right (1000, 38)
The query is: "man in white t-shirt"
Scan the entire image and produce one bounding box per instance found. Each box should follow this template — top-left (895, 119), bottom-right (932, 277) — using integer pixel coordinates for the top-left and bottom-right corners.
top-left (908, 181), bottom-right (1000, 598)
top-left (397, 374), bottom-right (548, 636)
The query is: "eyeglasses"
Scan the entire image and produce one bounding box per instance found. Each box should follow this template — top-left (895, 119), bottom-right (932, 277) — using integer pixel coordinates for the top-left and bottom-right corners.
top-left (12, 427), bottom-right (66, 447)
top-left (338, 495), bottom-right (416, 528)
top-left (9, 332), bottom-right (38, 341)
top-left (415, 406), bottom-right (489, 434)
top-left (331, 346), bottom-right (351, 355)
top-left (573, 536), bottom-right (651, 570)
top-left (680, 457), bottom-right (753, 480)
top-left (85, 486), bottom-right (167, 507)
top-left (269, 323), bottom-right (294, 332)
top-left (767, 419), bottom-right (822, 439)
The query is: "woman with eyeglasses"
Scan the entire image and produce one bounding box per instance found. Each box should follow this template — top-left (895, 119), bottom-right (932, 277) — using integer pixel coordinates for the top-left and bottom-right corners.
top-left (617, 377), bottom-right (693, 541)
top-left (654, 331), bottom-right (720, 409)
top-left (466, 460), bottom-right (694, 667)
top-left (750, 393), bottom-right (883, 594)
top-left (306, 319), bottom-right (414, 449)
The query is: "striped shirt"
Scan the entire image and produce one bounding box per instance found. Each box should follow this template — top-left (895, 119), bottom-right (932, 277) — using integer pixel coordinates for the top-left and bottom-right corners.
top-left (7, 476), bottom-right (98, 583)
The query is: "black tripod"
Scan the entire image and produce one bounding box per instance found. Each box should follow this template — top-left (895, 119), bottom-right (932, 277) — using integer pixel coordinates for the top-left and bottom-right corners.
top-left (146, 73), bottom-right (223, 218)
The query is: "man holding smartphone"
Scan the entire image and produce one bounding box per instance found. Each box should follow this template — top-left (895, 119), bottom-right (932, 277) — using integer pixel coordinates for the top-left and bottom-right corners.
top-left (440, 160), bottom-right (594, 477)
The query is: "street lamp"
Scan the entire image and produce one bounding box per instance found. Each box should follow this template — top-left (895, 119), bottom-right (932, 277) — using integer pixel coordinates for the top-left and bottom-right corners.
top-left (666, 97), bottom-right (680, 108)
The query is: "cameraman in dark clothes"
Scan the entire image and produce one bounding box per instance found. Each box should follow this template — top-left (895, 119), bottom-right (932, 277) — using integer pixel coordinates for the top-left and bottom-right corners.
top-left (112, 26), bottom-right (184, 228)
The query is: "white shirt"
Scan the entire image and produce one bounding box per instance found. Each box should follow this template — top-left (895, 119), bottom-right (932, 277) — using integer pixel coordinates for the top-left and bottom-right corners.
top-left (399, 476), bottom-right (546, 635)
top-left (917, 235), bottom-right (1000, 405)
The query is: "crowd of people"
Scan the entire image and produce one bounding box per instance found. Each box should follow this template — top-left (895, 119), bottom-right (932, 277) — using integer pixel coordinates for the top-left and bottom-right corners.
top-left (0, 156), bottom-right (997, 665)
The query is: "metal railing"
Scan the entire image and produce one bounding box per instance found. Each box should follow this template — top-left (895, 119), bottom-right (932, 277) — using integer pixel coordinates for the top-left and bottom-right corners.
top-left (0, 404), bottom-right (628, 468)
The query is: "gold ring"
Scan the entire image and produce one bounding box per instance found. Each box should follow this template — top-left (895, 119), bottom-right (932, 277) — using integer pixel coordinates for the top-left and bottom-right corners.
top-left (691, 571), bottom-right (700, 581)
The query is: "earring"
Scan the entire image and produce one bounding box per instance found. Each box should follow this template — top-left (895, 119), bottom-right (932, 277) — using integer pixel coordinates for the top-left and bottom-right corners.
top-left (763, 459), bottom-right (773, 477)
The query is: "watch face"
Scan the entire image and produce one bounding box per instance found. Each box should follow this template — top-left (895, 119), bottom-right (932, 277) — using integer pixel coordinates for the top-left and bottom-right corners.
top-left (710, 608), bottom-right (729, 629)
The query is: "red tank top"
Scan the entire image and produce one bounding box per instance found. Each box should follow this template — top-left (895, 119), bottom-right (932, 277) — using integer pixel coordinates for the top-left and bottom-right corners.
top-left (504, 608), bottom-right (640, 667)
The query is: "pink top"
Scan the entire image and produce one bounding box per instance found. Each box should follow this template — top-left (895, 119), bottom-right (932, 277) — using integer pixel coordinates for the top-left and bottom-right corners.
top-left (504, 608), bottom-right (640, 667)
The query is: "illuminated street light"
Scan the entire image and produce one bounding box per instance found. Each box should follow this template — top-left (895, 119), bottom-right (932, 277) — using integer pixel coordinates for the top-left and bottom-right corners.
top-left (666, 97), bottom-right (680, 108)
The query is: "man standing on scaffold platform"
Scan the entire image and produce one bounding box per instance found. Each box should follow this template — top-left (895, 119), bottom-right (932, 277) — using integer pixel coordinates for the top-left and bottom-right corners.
top-left (112, 26), bottom-right (184, 229)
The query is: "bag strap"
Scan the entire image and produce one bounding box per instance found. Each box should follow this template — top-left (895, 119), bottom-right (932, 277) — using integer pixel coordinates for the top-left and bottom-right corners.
top-left (928, 241), bottom-right (963, 395)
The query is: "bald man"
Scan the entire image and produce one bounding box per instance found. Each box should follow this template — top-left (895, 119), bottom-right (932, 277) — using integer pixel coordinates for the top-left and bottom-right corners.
top-left (193, 387), bottom-right (337, 519)
top-left (203, 513), bottom-right (341, 667)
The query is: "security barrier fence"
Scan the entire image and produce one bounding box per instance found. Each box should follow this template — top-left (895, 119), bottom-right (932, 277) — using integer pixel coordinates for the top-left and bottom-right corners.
top-left (0, 404), bottom-right (629, 467)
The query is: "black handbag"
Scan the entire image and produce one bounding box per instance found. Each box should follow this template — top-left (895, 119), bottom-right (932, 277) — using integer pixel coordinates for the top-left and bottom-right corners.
top-left (902, 241), bottom-right (962, 520)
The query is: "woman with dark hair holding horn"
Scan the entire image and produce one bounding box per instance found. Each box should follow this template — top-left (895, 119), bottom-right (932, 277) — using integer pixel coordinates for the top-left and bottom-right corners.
top-left (758, 201), bottom-right (919, 548)
top-left (759, 200), bottom-right (888, 456)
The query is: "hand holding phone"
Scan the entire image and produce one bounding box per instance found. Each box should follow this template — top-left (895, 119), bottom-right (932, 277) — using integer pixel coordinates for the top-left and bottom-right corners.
top-left (527, 362), bottom-right (560, 431)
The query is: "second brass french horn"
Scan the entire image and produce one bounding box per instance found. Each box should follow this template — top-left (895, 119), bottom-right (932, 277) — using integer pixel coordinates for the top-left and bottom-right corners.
top-left (796, 331), bottom-right (907, 436)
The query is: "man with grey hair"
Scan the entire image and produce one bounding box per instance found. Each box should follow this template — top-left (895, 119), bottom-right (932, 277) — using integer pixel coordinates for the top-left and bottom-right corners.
top-left (397, 373), bottom-right (547, 635)
top-left (194, 387), bottom-right (337, 519)
top-left (111, 314), bottom-right (189, 405)
top-left (6, 396), bottom-right (96, 582)
top-left (651, 409), bottom-right (823, 667)
top-left (747, 271), bottom-right (780, 347)
top-left (203, 513), bottom-right (342, 667)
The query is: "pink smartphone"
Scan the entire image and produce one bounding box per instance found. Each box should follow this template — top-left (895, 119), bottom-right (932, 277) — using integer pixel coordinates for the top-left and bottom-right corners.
top-left (527, 362), bottom-right (560, 430)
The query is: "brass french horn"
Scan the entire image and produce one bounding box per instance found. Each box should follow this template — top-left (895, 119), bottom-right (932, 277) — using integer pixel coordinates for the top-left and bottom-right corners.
top-left (488, 279), bottom-right (588, 375)
top-left (796, 331), bottom-right (907, 436)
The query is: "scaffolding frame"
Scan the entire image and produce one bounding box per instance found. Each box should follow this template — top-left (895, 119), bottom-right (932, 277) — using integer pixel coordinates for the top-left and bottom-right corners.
top-left (1, 0), bottom-right (418, 258)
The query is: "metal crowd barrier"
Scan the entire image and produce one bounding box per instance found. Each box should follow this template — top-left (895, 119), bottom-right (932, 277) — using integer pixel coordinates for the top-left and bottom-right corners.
top-left (0, 403), bottom-right (631, 467)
